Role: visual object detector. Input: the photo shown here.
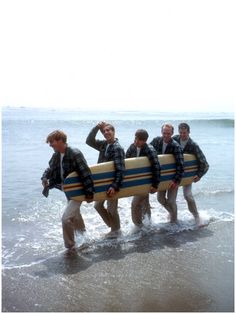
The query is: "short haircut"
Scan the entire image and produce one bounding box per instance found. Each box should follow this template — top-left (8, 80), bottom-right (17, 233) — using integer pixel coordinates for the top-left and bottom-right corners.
top-left (46, 130), bottom-right (67, 143)
top-left (178, 123), bottom-right (190, 132)
top-left (135, 129), bottom-right (149, 141)
top-left (161, 123), bottom-right (174, 133)
top-left (102, 123), bottom-right (115, 133)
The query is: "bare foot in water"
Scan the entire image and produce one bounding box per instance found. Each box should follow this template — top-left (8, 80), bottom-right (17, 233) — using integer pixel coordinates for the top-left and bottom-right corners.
top-left (195, 216), bottom-right (208, 228)
top-left (65, 246), bottom-right (77, 257)
top-left (105, 230), bottom-right (121, 239)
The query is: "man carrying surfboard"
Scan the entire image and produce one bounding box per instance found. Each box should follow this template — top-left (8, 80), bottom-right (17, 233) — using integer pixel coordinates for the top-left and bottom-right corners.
top-left (86, 121), bottom-right (125, 238)
top-left (150, 123), bottom-right (184, 223)
top-left (126, 129), bottom-right (161, 227)
top-left (41, 130), bottom-right (94, 254)
top-left (173, 122), bottom-right (209, 225)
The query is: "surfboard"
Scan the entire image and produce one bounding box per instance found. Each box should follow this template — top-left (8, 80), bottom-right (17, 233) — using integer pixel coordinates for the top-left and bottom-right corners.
top-left (63, 154), bottom-right (198, 202)
top-left (63, 154), bottom-right (197, 201)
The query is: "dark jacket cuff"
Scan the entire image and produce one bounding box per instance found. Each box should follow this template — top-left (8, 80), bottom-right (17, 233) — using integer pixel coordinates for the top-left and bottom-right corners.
top-left (111, 183), bottom-right (120, 191)
top-left (85, 192), bottom-right (94, 198)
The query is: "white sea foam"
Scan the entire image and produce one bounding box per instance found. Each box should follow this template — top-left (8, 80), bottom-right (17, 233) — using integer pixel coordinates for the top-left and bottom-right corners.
top-left (194, 189), bottom-right (234, 196)
top-left (2, 196), bottom-right (233, 270)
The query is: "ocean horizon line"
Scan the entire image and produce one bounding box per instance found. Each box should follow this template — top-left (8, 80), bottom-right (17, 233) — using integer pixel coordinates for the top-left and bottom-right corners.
top-left (2, 105), bottom-right (234, 115)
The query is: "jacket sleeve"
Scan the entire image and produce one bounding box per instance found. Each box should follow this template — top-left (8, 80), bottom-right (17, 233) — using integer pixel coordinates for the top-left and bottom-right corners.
top-left (149, 137), bottom-right (161, 154)
top-left (149, 138), bottom-right (155, 147)
top-left (112, 146), bottom-right (125, 191)
top-left (73, 150), bottom-right (94, 196)
top-left (147, 145), bottom-right (161, 188)
top-left (173, 144), bottom-right (184, 184)
top-left (125, 144), bottom-right (135, 158)
top-left (41, 154), bottom-right (55, 180)
top-left (86, 126), bottom-right (105, 151)
top-left (194, 144), bottom-right (209, 178)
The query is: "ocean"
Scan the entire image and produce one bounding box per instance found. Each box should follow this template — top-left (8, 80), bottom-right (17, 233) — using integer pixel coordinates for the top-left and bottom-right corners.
top-left (1, 107), bottom-right (234, 312)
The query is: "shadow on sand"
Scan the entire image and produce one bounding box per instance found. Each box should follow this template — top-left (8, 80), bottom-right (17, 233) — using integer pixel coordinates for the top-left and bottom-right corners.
top-left (34, 225), bottom-right (214, 278)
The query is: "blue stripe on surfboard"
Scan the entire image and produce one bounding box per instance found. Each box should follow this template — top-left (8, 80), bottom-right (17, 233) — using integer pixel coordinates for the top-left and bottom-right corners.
top-left (65, 167), bottom-right (151, 184)
top-left (64, 168), bottom-right (150, 185)
top-left (64, 170), bottom-right (198, 198)
top-left (64, 172), bottom-right (115, 185)
top-left (161, 159), bottom-right (197, 170)
top-left (66, 179), bottom-right (152, 198)
top-left (64, 159), bottom-right (198, 185)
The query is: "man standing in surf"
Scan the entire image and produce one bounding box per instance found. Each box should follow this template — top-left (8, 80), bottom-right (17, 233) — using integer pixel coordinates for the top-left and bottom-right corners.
top-left (126, 129), bottom-right (160, 227)
top-left (41, 130), bottom-right (94, 255)
top-left (173, 122), bottom-right (209, 225)
top-left (150, 123), bottom-right (184, 223)
top-left (86, 122), bottom-right (125, 238)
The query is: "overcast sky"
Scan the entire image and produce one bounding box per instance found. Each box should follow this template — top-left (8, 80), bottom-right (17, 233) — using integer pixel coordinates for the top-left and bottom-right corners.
top-left (0, 0), bottom-right (235, 112)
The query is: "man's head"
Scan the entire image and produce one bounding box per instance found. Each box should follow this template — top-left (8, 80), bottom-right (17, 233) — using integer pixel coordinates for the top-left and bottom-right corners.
top-left (161, 123), bottom-right (174, 143)
top-left (134, 129), bottom-right (149, 148)
top-left (178, 123), bottom-right (190, 141)
top-left (102, 123), bottom-right (115, 143)
top-left (46, 130), bottom-right (67, 153)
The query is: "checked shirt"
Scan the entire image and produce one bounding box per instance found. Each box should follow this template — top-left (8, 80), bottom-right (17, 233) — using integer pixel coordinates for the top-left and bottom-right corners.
top-left (150, 137), bottom-right (184, 184)
top-left (173, 135), bottom-right (209, 178)
top-left (126, 143), bottom-right (161, 189)
top-left (41, 146), bottom-right (94, 197)
top-left (86, 126), bottom-right (125, 191)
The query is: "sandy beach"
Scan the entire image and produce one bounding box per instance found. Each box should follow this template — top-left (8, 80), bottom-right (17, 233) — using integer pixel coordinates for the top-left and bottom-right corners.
top-left (2, 220), bottom-right (234, 312)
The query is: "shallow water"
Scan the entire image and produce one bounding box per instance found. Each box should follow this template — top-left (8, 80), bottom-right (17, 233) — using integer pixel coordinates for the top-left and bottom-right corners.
top-left (2, 107), bottom-right (234, 269)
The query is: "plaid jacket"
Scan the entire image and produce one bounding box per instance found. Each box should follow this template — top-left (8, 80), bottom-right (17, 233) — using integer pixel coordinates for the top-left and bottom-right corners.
top-left (41, 146), bottom-right (94, 196)
top-left (126, 143), bottom-right (161, 188)
top-left (150, 136), bottom-right (184, 184)
top-left (86, 126), bottom-right (125, 191)
top-left (173, 135), bottom-right (209, 178)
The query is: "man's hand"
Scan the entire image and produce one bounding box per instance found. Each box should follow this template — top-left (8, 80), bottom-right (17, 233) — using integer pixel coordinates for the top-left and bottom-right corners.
top-left (42, 178), bottom-right (49, 188)
top-left (97, 121), bottom-right (107, 132)
top-left (169, 181), bottom-right (178, 189)
top-left (85, 195), bottom-right (94, 203)
top-left (42, 178), bottom-right (49, 197)
top-left (193, 175), bottom-right (200, 183)
top-left (106, 187), bottom-right (116, 197)
top-left (150, 186), bottom-right (158, 194)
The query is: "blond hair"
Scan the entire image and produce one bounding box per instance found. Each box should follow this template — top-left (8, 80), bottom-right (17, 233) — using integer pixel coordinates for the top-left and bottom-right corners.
top-left (46, 130), bottom-right (67, 143)
top-left (161, 123), bottom-right (174, 133)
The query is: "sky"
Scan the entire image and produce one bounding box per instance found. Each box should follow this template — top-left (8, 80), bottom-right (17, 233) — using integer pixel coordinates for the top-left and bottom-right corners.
top-left (0, 0), bottom-right (235, 112)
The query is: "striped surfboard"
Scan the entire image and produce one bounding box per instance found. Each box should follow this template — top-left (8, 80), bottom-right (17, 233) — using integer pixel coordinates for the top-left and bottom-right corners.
top-left (63, 154), bottom-right (198, 201)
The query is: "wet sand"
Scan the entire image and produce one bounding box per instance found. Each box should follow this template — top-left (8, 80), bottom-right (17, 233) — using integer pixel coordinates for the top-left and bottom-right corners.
top-left (2, 221), bottom-right (234, 312)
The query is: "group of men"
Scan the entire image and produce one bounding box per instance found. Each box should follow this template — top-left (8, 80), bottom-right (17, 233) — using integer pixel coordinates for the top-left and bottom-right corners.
top-left (41, 122), bottom-right (209, 255)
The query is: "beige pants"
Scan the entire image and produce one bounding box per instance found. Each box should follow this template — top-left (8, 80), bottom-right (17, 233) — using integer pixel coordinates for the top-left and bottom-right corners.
top-left (131, 194), bottom-right (151, 226)
top-left (182, 184), bottom-right (199, 218)
top-left (94, 199), bottom-right (120, 231)
top-left (158, 188), bottom-right (178, 222)
top-left (62, 200), bottom-right (85, 249)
